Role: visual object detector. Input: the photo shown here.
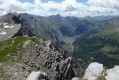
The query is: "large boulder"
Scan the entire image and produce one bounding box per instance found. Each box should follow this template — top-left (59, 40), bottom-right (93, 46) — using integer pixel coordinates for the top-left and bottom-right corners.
top-left (105, 66), bottom-right (119, 80)
top-left (84, 62), bottom-right (104, 80)
top-left (27, 71), bottom-right (48, 80)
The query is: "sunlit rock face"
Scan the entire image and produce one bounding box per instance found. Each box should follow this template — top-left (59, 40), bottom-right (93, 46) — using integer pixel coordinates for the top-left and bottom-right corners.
top-left (84, 62), bottom-right (104, 80)
top-left (105, 66), bottom-right (119, 80)
top-left (27, 71), bottom-right (48, 80)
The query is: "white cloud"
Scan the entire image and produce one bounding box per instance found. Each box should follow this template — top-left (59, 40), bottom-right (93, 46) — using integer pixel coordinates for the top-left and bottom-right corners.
top-left (34, 0), bottom-right (41, 6)
top-left (0, 0), bottom-right (34, 15)
top-left (87, 0), bottom-right (119, 8)
top-left (33, 0), bottom-right (86, 16)
top-left (87, 0), bottom-right (119, 16)
top-left (0, 0), bottom-right (119, 17)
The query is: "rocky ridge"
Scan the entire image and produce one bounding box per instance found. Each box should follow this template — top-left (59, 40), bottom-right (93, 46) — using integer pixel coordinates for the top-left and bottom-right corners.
top-left (0, 37), bottom-right (81, 80)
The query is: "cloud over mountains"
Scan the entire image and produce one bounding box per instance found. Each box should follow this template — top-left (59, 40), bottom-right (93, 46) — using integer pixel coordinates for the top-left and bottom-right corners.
top-left (0, 0), bottom-right (119, 17)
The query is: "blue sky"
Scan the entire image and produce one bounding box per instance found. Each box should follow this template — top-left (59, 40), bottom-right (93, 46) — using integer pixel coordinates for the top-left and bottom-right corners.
top-left (19, 0), bottom-right (88, 3)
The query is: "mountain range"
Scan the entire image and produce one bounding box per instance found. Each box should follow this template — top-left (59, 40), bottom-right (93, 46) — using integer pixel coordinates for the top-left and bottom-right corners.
top-left (0, 13), bottom-right (119, 79)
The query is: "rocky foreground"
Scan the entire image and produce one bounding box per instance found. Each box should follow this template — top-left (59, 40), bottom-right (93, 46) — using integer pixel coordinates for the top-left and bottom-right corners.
top-left (0, 37), bottom-right (119, 80)
top-left (0, 37), bottom-right (81, 80)
top-left (26, 62), bottom-right (119, 80)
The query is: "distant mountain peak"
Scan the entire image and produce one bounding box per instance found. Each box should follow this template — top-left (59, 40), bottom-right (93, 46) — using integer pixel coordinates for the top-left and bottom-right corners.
top-left (84, 15), bottom-right (92, 20)
top-left (56, 14), bottom-right (62, 17)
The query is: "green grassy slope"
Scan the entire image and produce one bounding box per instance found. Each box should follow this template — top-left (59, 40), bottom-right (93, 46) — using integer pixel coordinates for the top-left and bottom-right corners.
top-left (0, 36), bottom-right (38, 62)
top-left (73, 23), bottom-right (119, 68)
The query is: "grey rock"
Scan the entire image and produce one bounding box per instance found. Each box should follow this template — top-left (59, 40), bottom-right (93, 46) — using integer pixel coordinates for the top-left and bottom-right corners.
top-left (84, 62), bottom-right (104, 80)
top-left (105, 66), bottom-right (119, 80)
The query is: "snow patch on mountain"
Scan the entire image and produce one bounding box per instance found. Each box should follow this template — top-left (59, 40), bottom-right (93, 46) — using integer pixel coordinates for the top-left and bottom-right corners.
top-left (0, 31), bottom-right (6, 35)
top-left (3, 23), bottom-right (8, 26)
top-left (4, 25), bottom-right (9, 28)
top-left (4, 25), bottom-right (15, 28)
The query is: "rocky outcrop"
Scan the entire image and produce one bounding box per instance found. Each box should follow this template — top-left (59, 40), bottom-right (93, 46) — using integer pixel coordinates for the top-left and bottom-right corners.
top-left (83, 62), bottom-right (104, 80)
top-left (105, 66), bottom-right (119, 80)
top-left (27, 41), bottom-right (79, 80)
top-left (23, 39), bottom-right (81, 80)
top-left (27, 57), bottom-right (77, 80)
top-left (54, 57), bottom-right (76, 80)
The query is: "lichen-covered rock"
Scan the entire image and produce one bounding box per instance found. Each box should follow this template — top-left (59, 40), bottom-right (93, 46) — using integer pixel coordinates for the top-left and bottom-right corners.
top-left (83, 62), bottom-right (104, 80)
top-left (0, 63), bottom-right (29, 80)
top-left (105, 66), bottom-right (119, 80)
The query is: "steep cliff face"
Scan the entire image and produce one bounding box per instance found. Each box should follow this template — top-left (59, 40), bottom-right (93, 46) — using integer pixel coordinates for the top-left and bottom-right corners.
top-left (0, 13), bottom-right (75, 42)
top-left (0, 36), bottom-right (81, 80)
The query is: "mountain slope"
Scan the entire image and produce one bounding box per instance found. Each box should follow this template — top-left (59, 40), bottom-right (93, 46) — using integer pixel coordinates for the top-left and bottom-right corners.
top-left (72, 18), bottom-right (119, 68)
top-left (1, 13), bottom-right (119, 69)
